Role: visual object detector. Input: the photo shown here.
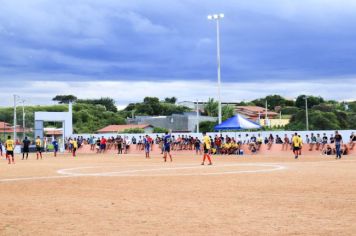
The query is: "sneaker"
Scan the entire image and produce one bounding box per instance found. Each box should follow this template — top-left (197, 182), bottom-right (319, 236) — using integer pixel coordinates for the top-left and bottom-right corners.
top-left (208, 163), bottom-right (212, 165)
top-left (201, 162), bottom-right (204, 165)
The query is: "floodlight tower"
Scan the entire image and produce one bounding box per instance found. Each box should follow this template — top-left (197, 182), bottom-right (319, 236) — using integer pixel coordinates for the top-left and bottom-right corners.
top-left (13, 95), bottom-right (26, 143)
top-left (207, 13), bottom-right (224, 124)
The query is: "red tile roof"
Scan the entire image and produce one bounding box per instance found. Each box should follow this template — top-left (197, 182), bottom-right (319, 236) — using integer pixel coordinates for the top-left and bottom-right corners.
top-left (97, 124), bottom-right (152, 133)
top-left (45, 130), bottom-right (63, 135)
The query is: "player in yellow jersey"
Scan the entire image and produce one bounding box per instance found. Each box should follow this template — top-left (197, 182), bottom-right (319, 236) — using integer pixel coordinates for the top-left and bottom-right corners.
top-left (292, 132), bottom-right (301, 159)
top-left (201, 132), bottom-right (212, 165)
top-left (35, 136), bottom-right (43, 160)
top-left (5, 136), bottom-right (15, 164)
top-left (298, 135), bottom-right (303, 156)
top-left (71, 138), bottom-right (78, 157)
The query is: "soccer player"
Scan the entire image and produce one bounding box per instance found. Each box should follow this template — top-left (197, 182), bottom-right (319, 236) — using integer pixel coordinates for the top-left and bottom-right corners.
top-left (292, 133), bottom-right (301, 159)
top-left (334, 131), bottom-right (343, 159)
top-left (298, 135), bottom-right (303, 155)
top-left (22, 136), bottom-right (31, 160)
top-left (35, 136), bottom-right (43, 160)
top-left (71, 138), bottom-right (78, 157)
top-left (52, 138), bottom-right (59, 157)
top-left (201, 132), bottom-right (212, 165)
top-left (5, 136), bottom-right (15, 164)
top-left (163, 131), bottom-right (172, 162)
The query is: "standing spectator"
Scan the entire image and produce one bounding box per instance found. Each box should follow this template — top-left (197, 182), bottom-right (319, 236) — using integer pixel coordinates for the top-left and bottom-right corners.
top-left (117, 135), bottom-right (123, 154)
top-left (144, 135), bottom-right (151, 159)
top-left (89, 136), bottom-right (95, 151)
top-left (349, 132), bottom-right (356, 150)
top-left (322, 133), bottom-right (328, 150)
top-left (309, 133), bottom-right (317, 151)
top-left (100, 136), bottom-right (107, 153)
top-left (267, 134), bottom-right (274, 150)
top-left (282, 134), bottom-right (290, 151)
top-left (305, 135), bottom-right (310, 144)
top-left (330, 134), bottom-right (335, 144)
top-left (96, 138), bottom-right (101, 153)
top-left (0, 139), bottom-right (3, 156)
top-left (316, 134), bottom-right (322, 150)
top-left (334, 131), bottom-right (343, 159)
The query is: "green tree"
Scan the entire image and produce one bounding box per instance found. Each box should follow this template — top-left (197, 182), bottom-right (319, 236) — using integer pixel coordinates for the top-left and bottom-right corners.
top-left (164, 97), bottom-right (177, 104)
top-left (52, 95), bottom-right (77, 104)
top-left (286, 110), bottom-right (341, 130)
top-left (204, 98), bottom-right (218, 117)
top-left (252, 95), bottom-right (289, 110)
top-left (281, 106), bottom-right (301, 115)
top-left (77, 97), bottom-right (118, 112)
top-left (295, 95), bottom-right (324, 109)
top-left (199, 121), bottom-right (217, 133)
top-left (122, 128), bottom-right (145, 133)
top-left (153, 127), bottom-right (169, 133)
top-left (222, 105), bottom-right (235, 121)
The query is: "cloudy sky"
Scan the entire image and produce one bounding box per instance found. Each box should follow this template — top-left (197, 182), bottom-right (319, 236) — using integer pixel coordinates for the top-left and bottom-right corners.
top-left (0, 0), bottom-right (356, 108)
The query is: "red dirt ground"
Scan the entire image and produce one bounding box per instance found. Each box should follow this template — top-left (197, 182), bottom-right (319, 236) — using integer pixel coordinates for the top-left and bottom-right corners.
top-left (0, 151), bottom-right (355, 236)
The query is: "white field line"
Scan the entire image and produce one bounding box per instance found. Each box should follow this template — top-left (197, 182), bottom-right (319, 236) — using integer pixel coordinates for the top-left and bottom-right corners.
top-left (1, 159), bottom-right (355, 183)
top-left (56, 163), bottom-right (287, 177)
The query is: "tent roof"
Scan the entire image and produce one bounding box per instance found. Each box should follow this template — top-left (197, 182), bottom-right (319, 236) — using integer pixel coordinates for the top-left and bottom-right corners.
top-left (214, 114), bottom-right (261, 131)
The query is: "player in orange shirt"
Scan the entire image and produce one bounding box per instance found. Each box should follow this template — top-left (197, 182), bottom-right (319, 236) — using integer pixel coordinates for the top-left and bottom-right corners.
top-left (201, 132), bottom-right (212, 165)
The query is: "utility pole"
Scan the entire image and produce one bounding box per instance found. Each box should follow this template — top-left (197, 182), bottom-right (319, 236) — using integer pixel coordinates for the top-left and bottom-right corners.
top-left (13, 95), bottom-right (17, 142)
top-left (196, 100), bottom-right (199, 133)
top-left (305, 96), bottom-right (309, 131)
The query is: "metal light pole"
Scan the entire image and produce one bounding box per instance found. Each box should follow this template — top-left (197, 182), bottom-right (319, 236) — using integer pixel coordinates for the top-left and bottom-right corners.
top-left (304, 96), bottom-right (309, 131)
top-left (20, 99), bottom-right (26, 139)
top-left (13, 95), bottom-right (26, 143)
top-left (196, 100), bottom-right (199, 133)
top-left (13, 95), bottom-right (17, 141)
top-left (208, 13), bottom-right (224, 124)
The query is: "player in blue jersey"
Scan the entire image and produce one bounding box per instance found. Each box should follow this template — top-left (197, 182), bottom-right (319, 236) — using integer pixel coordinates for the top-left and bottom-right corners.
top-left (163, 131), bottom-right (173, 162)
top-left (52, 138), bottom-right (59, 157)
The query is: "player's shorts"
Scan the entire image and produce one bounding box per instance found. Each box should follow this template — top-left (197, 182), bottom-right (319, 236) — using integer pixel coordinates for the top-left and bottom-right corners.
top-left (100, 144), bottom-right (106, 150)
top-left (204, 148), bottom-right (210, 154)
top-left (164, 145), bottom-right (170, 153)
top-left (54, 146), bottom-right (59, 152)
top-left (145, 145), bottom-right (150, 153)
top-left (23, 147), bottom-right (29, 153)
top-left (36, 146), bottom-right (41, 152)
top-left (293, 146), bottom-right (300, 151)
top-left (6, 150), bottom-right (14, 156)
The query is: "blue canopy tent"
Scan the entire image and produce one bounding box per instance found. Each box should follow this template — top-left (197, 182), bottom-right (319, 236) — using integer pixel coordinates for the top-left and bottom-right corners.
top-left (214, 114), bottom-right (262, 131)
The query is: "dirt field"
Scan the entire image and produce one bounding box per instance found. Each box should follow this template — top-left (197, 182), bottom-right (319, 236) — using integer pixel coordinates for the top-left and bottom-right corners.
top-left (0, 152), bottom-right (355, 236)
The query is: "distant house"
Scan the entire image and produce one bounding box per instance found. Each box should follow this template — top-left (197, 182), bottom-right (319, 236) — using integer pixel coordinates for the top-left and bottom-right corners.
top-left (44, 128), bottom-right (63, 138)
top-left (235, 106), bottom-right (278, 121)
top-left (97, 124), bottom-right (154, 134)
top-left (127, 112), bottom-right (217, 133)
top-left (0, 121), bottom-right (27, 134)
